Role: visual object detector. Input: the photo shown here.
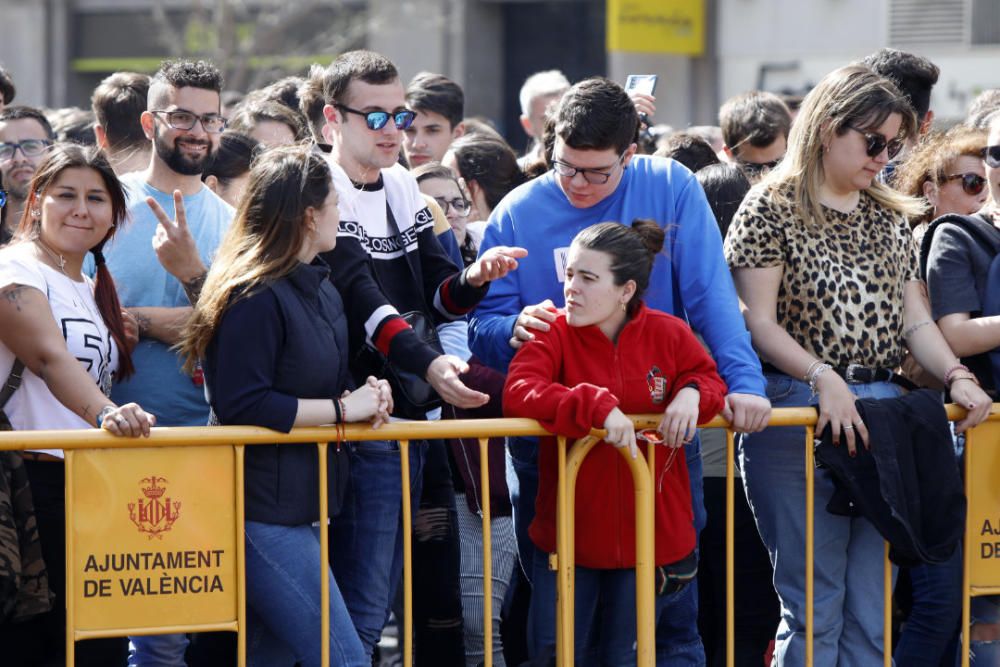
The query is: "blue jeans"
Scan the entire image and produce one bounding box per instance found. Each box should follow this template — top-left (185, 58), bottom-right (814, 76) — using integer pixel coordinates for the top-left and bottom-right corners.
top-left (329, 440), bottom-right (425, 656)
top-left (739, 372), bottom-right (902, 667)
top-left (971, 596), bottom-right (1000, 665)
top-left (244, 520), bottom-right (365, 667)
top-left (506, 435), bottom-right (707, 583)
top-left (894, 534), bottom-right (963, 666)
top-left (128, 634), bottom-right (189, 666)
top-left (529, 547), bottom-right (704, 665)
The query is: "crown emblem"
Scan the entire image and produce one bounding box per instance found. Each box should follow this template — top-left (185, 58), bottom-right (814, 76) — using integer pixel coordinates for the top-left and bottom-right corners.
top-left (129, 476), bottom-right (181, 539)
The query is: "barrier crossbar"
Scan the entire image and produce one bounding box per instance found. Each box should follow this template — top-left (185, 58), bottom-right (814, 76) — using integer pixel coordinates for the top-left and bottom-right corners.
top-left (0, 405), bottom-right (995, 667)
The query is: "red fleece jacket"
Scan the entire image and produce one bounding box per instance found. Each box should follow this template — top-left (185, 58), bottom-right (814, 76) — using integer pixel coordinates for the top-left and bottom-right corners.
top-left (503, 304), bottom-right (726, 569)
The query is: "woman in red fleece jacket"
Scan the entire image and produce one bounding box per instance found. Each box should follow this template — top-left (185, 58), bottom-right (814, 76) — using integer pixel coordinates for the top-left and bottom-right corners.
top-left (504, 219), bottom-right (727, 664)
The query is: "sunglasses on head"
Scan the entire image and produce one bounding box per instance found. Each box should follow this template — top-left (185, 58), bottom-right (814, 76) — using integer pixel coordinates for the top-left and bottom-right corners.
top-left (846, 125), bottom-right (904, 160)
top-left (335, 104), bottom-right (416, 131)
top-left (941, 172), bottom-right (987, 196)
top-left (985, 145), bottom-right (1000, 169)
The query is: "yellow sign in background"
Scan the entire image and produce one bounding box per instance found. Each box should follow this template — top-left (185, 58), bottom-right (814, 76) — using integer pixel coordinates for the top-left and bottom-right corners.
top-left (68, 446), bottom-right (238, 634)
top-left (967, 421), bottom-right (1000, 589)
top-left (606, 0), bottom-right (705, 55)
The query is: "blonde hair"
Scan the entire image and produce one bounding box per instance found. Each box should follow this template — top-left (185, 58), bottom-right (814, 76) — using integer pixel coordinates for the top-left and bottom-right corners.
top-left (893, 125), bottom-right (987, 226)
top-left (178, 145), bottom-right (331, 372)
top-left (760, 64), bottom-right (926, 225)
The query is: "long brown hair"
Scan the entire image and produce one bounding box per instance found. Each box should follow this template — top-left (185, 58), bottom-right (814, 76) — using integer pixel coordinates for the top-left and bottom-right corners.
top-left (761, 64), bottom-right (926, 225)
top-left (179, 144), bottom-right (331, 372)
top-left (15, 144), bottom-right (134, 378)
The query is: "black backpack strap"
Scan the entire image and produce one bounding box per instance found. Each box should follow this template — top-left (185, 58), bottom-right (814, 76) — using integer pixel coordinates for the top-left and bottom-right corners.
top-left (0, 360), bottom-right (24, 411)
top-left (919, 213), bottom-right (1000, 280)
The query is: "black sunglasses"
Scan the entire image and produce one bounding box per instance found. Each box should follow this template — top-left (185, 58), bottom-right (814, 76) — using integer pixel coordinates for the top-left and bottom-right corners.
top-left (985, 145), bottom-right (1000, 169)
top-left (941, 172), bottom-right (987, 196)
top-left (736, 157), bottom-right (781, 176)
top-left (846, 125), bottom-right (904, 160)
top-left (335, 104), bottom-right (416, 131)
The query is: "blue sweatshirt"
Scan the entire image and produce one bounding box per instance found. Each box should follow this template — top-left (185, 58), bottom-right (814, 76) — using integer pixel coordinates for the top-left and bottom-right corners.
top-left (469, 155), bottom-right (765, 397)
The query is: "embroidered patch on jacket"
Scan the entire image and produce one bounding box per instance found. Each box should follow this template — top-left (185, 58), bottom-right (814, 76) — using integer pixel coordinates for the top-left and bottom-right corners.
top-left (646, 366), bottom-right (667, 404)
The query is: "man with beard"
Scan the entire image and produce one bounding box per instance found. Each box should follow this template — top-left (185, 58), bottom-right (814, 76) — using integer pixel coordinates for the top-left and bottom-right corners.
top-left (97, 59), bottom-right (231, 665)
top-left (0, 106), bottom-right (55, 238)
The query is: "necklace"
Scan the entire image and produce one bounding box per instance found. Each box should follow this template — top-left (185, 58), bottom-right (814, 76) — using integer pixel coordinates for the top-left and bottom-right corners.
top-left (33, 239), bottom-right (113, 395)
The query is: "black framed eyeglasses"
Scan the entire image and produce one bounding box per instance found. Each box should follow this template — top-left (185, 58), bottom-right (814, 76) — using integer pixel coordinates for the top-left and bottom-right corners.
top-left (335, 104), bottom-right (416, 131)
top-left (941, 172), bottom-right (987, 196)
top-left (433, 196), bottom-right (471, 216)
top-left (985, 145), bottom-right (1000, 169)
top-left (551, 150), bottom-right (628, 185)
top-left (845, 125), bottom-right (904, 160)
top-left (0, 139), bottom-right (53, 162)
top-left (151, 109), bottom-right (227, 134)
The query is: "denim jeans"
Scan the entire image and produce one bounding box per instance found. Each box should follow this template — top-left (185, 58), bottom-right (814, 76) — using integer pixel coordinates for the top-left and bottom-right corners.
top-left (529, 547), bottom-right (705, 665)
top-left (971, 596), bottom-right (1000, 665)
top-left (739, 372), bottom-right (902, 667)
top-left (128, 634), bottom-right (189, 667)
top-left (506, 435), bottom-right (707, 584)
top-left (329, 439), bottom-right (425, 656)
top-left (244, 520), bottom-right (365, 667)
top-left (894, 537), bottom-right (963, 666)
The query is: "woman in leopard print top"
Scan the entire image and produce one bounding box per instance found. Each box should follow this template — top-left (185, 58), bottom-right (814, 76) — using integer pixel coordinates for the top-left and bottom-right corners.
top-left (723, 65), bottom-right (991, 666)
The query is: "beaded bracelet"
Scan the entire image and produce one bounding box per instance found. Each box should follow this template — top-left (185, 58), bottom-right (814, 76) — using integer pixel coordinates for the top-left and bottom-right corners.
top-left (944, 363), bottom-right (971, 386)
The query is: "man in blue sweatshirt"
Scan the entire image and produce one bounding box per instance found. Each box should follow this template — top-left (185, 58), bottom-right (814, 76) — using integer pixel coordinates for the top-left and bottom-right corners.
top-left (470, 77), bottom-right (770, 663)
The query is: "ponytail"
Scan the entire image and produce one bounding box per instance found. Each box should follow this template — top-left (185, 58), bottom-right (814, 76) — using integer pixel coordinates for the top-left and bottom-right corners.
top-left (91, 242), bottom-right (134, 379)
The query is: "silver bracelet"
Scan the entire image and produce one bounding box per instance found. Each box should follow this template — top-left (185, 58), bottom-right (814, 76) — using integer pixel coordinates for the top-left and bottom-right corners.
top-left (95, 405), bottom-right (116, 427)
top-left (803, 360), bottom-right (824, 382)
top-left (808, 363), bottom-right (832, 397)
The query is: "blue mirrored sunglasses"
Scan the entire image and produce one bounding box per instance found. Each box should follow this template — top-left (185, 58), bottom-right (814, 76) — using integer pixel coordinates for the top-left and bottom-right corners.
top-left (336, 104), bottom-right (416, 131)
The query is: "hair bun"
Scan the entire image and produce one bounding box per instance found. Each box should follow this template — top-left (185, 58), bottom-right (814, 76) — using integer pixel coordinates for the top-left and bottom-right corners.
top-left (631, 218), bottom-right (665, 255)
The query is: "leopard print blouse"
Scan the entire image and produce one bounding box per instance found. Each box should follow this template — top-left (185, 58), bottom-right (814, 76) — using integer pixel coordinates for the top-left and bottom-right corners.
top-left (724, 188), bottom-right (919, 370)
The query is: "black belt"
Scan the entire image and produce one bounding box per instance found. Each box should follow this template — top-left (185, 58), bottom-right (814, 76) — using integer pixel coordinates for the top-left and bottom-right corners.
top-left (762, 363), bottom-right (918, 391)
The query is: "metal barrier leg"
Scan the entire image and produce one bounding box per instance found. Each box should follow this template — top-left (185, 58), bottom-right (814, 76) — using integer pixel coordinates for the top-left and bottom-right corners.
top-left (65, 451), bottom-right (76, 667)
top-left (479, 437), bottom-right (494, 667)
top-left (805, 426), bottom-right (815, 667)
top-left (555, 436), bottom-right (572, 664)
top-left (400, 439), bottom-right (413, 667)
top-left (726, 430), bottom-right (735, 667)
top-left (962, 425), bottom-right (976, 667)
top-left (633, 440), bottom-right (655, 667)
top-left (236, 445), bottom-right (247, 667)
top-left (318, 443), bottom-right (330, 667)
top-left (884, 542), bottom-right (892, 667)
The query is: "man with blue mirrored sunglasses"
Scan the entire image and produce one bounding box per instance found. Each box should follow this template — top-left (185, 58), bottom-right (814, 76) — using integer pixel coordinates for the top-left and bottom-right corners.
top-left (317, 49), bottom-right (526, 660)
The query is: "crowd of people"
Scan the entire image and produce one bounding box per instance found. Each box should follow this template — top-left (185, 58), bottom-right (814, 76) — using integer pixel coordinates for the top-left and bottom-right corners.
top-left (0, 43), bottom-right (997, 667)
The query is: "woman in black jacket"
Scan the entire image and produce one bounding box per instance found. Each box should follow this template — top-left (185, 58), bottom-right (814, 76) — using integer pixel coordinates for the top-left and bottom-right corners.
top-left (179, 145), bottom-right (391, 667)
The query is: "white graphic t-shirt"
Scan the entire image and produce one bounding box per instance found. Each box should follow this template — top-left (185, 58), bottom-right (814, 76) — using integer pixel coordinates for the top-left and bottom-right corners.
top-left (0, 245), bottom-right (118, 456)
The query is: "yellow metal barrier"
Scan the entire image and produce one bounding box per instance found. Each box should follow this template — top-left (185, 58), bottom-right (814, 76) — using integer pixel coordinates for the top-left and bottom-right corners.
top-left (0, 406), bottom-right (996, 667)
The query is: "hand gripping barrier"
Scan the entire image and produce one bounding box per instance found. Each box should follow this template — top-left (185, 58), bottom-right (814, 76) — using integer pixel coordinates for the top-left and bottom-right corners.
top-left (0, 405), bottom-right (996, 667)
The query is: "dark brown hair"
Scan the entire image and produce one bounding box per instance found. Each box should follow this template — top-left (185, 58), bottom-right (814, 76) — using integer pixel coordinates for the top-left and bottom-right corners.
top-left (16, 144), bottom-right (133, 377)
top-left (571, 219), bottom-right (665, 316)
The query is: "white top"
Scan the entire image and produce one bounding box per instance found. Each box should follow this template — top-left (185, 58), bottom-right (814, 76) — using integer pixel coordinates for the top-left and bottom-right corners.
top-left (0, 244), bottom-right (118, 457)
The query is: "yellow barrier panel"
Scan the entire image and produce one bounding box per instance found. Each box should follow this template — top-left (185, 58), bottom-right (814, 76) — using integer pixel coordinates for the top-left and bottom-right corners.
top-left (64, 445), bottom-right (242, 665)
top-left (963, 420), bottom-right (1000, 667)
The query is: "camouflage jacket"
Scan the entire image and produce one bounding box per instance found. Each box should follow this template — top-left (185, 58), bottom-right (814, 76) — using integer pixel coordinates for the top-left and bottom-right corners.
top-left (0, 451), bottom-right (52, 623)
